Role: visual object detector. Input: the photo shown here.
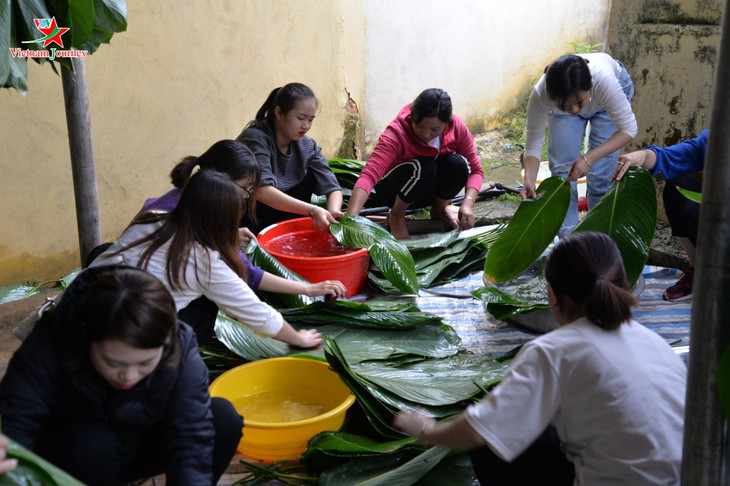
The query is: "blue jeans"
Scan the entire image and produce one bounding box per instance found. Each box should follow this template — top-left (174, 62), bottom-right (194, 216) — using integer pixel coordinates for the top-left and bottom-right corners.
top-left (548, 62), bottom-right (635, 235)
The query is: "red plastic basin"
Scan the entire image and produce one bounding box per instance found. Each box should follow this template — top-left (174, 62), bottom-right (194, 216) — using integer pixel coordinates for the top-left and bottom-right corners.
top-left (257, 218), bottom-right (370, 297)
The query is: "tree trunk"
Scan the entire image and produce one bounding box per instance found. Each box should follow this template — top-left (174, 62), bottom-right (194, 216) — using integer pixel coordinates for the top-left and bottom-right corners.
top-left (60, 57), bottom-right (101, 266)
top-left (682, 0), bottom-right (730, 482)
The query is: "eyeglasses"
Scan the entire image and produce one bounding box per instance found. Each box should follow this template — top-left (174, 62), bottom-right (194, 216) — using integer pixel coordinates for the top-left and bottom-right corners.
top-left (235, 182), bottom-right (255, 197)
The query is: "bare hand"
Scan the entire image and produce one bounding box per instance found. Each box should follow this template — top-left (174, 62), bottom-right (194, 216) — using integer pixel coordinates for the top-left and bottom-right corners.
top-left (0, 436), bottom-right (18, 474)
top-left (520, 180), bottom-right (537, 199)
top-left (293, 328), bottom-right (323, 350)
top-left (393, 410), bottom-right (436, 441)
top-left (238, 227), bottom-right (256, 246)
top-left (329, 209), bottom-right (345, 220)
top-left (458, 205), bottom-right (475, 230)
top-left (312, 207), bottom-right (337, 232)
top-left (612, 150), bottom-right (646, 181)
top-left (568, 156), bottom-right (590, 181)
top-left (307, 280), bottom-right (346, 298)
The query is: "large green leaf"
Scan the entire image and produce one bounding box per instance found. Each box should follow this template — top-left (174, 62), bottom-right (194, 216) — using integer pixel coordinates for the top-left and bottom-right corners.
top-left (212, 311), bottom-right (461, 365)
top-left (2, 0), bottom-right (127, 93)
top-left (324, 337), bottom-right (404, 439)
top-left (352, 354), bottom-right (509, 406)
top-left (246, 238), bottom-right (314, 308)
top-left (573, 167), bottom-right (656, 285)
top-left (330, 215), bottom-right (418, 294)
top-left (2, 438), bottom-right (84, 485)
top-left (319, 444), bottom-right (451, 486)
top-left (213, 313), bottom-right (288, 361)
top-left (64, 0), bottom-right (95, 47)
top-left (319, 324), bottom-right (461, 364)
top-left (484, 176), bottom-right (571, 283)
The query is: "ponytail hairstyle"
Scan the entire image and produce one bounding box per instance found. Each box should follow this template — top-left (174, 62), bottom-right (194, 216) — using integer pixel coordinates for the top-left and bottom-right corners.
top-left (66, 265), bottom-right (180, 370)
top-left (247, 82), bottom-right (318, 130)
top-left (544, 231), bottom-right (636, 330)
top-left (123, 170), bottom-right (247, 290)
top-left (544, 55), bottom-right (593, 111)
top-left (168, 140), bottom-right (260, 221)
top-left (411, 88), bottom-right (453, 125)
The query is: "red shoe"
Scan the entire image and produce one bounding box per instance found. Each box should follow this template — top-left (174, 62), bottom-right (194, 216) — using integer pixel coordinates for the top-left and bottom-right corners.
top-left (663, 267), bottom-right (694, 302)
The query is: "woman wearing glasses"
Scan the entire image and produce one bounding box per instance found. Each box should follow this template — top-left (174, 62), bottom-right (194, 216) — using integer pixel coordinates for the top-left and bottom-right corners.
top-left (520, 53), bottom-right (637, 235)
top-left (90, 141), bottom-right (345, 344)
top-left (92, 167), bottom-right (342, 347)
top-left (236, 82), bottom-right (344, 234)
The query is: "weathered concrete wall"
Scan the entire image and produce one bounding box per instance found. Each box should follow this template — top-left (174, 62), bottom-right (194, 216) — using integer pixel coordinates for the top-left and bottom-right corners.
top-left (362, 0), bottom-right (612, 151)
top-left (608, 0), bottom-right (722, 147)
top-left (0, 0), bottom-right (365, 285)
top-left (1, 0), bottom-right (616, 284)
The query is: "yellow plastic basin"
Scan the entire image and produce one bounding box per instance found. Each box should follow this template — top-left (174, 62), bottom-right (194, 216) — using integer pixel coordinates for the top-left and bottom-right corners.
top-left (209, 357), bottom-right (355, 462)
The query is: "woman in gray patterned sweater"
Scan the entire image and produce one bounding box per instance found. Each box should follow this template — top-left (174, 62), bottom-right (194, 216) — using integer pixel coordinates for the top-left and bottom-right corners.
top-left (237, 83), bottom-right (343, 234)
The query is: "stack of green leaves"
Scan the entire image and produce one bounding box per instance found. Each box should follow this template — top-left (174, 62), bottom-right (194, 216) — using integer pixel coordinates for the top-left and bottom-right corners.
top-left (202, 298), bottom-right (463, 373)
top-left (330, 215), bottom-right (419, 294)
top-left (368, 226), bottom-right (505, 293)
top-left (327, 158), bottom-right (366, 192)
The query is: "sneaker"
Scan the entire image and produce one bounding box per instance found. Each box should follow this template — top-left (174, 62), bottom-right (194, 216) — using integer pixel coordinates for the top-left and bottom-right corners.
top-left (663, 267), bottom-right (694, 302)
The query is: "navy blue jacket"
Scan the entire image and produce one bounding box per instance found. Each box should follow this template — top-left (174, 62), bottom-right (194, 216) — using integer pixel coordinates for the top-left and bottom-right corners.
top-left (0, 267), bottom-right (216, 484)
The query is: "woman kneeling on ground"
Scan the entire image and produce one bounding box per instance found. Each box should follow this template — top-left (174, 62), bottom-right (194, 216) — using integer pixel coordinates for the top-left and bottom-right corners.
top-left (0, 265), bottom-right (242, 485)
top-left (394, 231), bottom-right (686, 485)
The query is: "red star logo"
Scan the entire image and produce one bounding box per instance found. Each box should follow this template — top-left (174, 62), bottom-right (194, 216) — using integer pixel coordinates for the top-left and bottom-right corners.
top-left (34, 17), bottom-right (70, 48)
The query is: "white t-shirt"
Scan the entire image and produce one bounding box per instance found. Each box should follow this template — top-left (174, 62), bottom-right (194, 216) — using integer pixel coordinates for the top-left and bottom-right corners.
top-left (524, 52), bottom-right (638, 160)
top-left (91, 222), bottom-right (284, 338)
top-left (464, 317), bottom-right (686, 485)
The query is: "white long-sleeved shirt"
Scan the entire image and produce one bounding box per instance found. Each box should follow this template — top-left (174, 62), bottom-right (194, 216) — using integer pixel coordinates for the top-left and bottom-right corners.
top-left (91, 222), bottom-right (284, 337)
top-left (524, 52), bottom-right (638, 160)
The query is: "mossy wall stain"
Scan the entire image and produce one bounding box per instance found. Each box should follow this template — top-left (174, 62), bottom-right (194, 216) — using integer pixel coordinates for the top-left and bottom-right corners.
top-left (608, 0), bottom-right (721, 149)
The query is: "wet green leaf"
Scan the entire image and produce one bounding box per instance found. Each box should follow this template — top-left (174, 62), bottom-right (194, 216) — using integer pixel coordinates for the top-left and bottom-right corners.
top-left (484, 176), bottom-right (571, 283)
top-left (330, 215), bottom-right (418, 294)
top-left (573, 167), bottom-right (656, 285)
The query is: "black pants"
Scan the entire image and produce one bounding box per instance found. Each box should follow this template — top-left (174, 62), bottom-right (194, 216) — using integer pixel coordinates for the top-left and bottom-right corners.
top-left (243, 170), bottom-right (317, 234)
top-left (468, 426), bottom-right (574, 486)
top-left (372, 153), bottom-right (469, 209)
top-left (35, 398), bottom-right (242, 485)
top-left (663, 175), bottom-right (701, 246)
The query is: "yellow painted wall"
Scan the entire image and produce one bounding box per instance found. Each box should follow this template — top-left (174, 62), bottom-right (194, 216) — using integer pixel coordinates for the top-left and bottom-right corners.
top-left (0, 0), bottom-right (365, 285)
top-left (6, 0), bottom-right (680, 285)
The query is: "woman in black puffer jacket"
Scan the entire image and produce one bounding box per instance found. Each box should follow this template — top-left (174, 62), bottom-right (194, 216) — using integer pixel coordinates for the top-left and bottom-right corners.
top-left (0, 265), bottom-right (242, 485)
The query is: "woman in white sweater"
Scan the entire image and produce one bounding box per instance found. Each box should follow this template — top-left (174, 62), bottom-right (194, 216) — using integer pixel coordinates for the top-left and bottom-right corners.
top-left (92, 169), bottom-right (322, 348)
top-left (394, 232), bottom-right (686, 485)
top-left (520, 53), bottom-right (637, 235)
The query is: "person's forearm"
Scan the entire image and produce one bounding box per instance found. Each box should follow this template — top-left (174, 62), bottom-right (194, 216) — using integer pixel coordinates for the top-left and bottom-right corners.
top-left (273, 321), bottom-right (307, 346)
top-left (327, 191), bottom-right (344, 213)
top-left (583, 131), bottom-right (633, 164)
top-left (259, 272), bottom-right (308, 295)
top-left (521, 154), bottom-right (541, 185)
top-left (257, 186), bottom-right (315, 216)
top-left (346, 187), bottom-right (370, 215)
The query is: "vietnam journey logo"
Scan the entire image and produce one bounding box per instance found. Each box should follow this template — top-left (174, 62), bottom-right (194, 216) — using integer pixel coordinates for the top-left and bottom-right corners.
top-left (9, 17), bottom-right (88, 61)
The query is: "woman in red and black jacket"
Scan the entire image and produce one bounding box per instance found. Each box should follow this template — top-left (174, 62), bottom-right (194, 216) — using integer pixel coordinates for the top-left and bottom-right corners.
top-left (347, 88), bottom-right (484, 239)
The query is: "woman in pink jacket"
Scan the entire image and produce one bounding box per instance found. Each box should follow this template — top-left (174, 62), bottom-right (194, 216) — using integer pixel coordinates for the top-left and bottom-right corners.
top-left (347, 88), bottom-right (484, 239)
